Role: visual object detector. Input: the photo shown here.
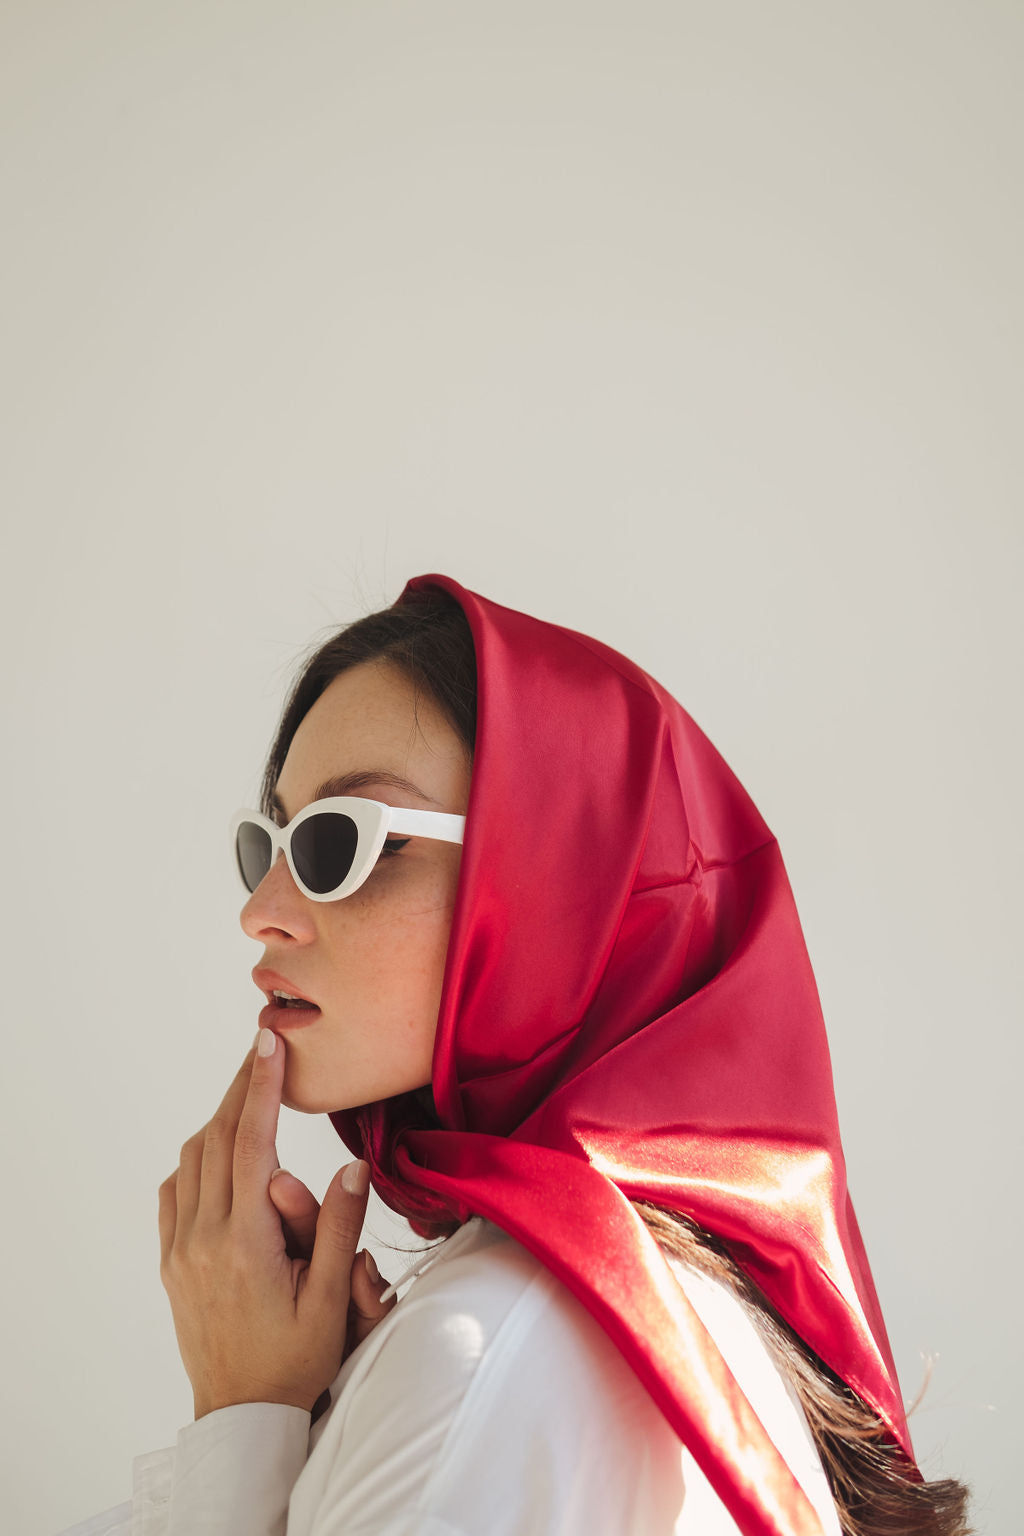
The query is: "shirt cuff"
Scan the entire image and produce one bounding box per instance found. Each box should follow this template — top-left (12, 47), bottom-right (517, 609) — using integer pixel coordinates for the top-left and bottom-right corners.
top-left (132, 1444), bottom-right (176, 1536)
top-left (166, 1402), bottom-right (311, 1536)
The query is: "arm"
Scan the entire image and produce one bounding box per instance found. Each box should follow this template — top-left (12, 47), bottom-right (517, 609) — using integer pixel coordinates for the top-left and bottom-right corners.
top-left (165, 1403), bottom-right (310, 1536)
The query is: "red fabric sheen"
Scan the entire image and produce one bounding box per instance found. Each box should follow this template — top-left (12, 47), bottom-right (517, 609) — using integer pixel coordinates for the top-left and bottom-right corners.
top-left (330, 574), bottom-right (915, 1536)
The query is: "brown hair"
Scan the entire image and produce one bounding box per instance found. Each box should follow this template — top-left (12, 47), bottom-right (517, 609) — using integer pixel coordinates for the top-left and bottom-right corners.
top-left (260, 586), bottom-right (972, 1536)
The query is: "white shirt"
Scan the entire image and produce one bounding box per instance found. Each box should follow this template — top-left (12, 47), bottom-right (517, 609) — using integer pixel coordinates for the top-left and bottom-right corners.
top-left (59, 1215), bottom-right (841, 1536)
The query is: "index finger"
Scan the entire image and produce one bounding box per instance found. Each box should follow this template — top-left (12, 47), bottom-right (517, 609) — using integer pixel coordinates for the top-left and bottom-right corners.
top-left (195, 1041), bottom-right (260, 1220)
top-left (231, 1026), bottom-right (286, 1215)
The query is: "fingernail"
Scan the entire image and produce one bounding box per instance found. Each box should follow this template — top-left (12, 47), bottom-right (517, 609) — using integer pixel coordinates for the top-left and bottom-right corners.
top-left (270, 1168), bottom-right (288, 1182)
top-left (342, 1158), bottom-right (370, 1196)
top-left (364, 1250), bottom-right (379, 1283)
top-left (257, 1027), bottom-right (276, 1057)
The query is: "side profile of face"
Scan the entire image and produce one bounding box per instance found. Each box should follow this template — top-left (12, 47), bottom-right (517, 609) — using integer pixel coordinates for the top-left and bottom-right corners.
top-left (240, 658), bottom-right (472, 1114)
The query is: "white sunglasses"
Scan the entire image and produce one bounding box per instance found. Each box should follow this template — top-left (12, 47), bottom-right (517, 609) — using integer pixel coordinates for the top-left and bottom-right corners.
top-left (230, 796), bottom-right (466, 903)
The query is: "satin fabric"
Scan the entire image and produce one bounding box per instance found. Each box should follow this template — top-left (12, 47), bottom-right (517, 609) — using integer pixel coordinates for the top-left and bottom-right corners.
top-left (330, 574), bottom-right (915, 1536)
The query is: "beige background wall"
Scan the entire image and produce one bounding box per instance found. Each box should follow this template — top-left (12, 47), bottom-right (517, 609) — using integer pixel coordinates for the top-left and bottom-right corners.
top-left (2, 5), bottom-right (1019, 1532)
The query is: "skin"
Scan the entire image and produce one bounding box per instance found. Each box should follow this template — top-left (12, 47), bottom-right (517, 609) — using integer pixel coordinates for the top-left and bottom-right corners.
top-left (159, 1039), bottom-right (371, 1418)
top-left (242, 657), bottom-right (471, 1114)
top-left (160, 659), bottom-right (471, 1418)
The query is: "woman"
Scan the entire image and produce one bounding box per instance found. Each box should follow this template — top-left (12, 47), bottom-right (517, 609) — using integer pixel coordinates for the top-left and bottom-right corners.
top-left (64, 573), bottom-right (971, 1536)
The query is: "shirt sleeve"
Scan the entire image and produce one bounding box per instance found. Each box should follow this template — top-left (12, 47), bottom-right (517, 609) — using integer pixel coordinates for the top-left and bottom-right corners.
top-left (54, 1500), bottom-right (133, 1536)
top-left (53, 1444), bottom-right (177, 1536)
top-left (130, 1444), bottom-right (175, 1536)
top-left (163, 1403), bottom-right (311, 1536)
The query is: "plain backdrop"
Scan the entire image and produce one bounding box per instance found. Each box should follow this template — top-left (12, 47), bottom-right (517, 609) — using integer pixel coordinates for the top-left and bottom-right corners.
top-left (2, 4), bottom-right (1020, 1533)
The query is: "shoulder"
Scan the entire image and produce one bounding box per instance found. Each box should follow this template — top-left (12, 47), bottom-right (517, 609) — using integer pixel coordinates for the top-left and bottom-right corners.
top-left (308, 1217), bottom-right (840, 1535)
top-left (386, 1215), bottom-right (551, 1346)
top-left (378, 1215), bottom-right (667, 1429)
top-left (369, 1218), bottom-right (671, 1420)
top-left (330, 1217), bottom-right (685, 1531)
top-left (387, 1217), bottom-right (841, 1534)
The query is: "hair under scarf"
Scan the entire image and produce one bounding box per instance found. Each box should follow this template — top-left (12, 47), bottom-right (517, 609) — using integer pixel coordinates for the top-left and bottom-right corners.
top-left (330, 573), bottom-right (916, 1536)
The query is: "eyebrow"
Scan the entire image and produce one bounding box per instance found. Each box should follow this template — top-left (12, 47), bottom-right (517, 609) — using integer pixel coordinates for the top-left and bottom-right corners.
top-left (270, 769), bottom-right (441, 821)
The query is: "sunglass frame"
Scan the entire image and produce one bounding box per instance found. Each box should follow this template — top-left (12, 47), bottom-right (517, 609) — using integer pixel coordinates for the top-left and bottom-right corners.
top-left (229, 795), bottom-right (466, 903)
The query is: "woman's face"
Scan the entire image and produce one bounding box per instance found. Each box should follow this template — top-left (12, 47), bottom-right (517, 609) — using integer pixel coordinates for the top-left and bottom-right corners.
top-left (240, 659), bottom-right (471, 1113)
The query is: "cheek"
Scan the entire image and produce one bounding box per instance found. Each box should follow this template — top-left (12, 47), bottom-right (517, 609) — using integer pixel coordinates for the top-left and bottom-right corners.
top-left (324, 883), bottom-right (455, 1002)
top-left (352, 856), bottom-right (459, 932)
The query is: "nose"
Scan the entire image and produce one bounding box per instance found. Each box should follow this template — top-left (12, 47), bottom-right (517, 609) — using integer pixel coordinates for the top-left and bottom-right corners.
top-left (239, 848), bottom-right (317, 942)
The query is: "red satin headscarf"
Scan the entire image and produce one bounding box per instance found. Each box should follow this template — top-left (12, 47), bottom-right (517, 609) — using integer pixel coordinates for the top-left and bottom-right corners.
top-left (330, 573), bottom-right (915, 1536)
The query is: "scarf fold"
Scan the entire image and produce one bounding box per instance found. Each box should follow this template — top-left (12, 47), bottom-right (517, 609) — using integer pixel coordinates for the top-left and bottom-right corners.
top-left (331, 573), bottom-right (914, 1536)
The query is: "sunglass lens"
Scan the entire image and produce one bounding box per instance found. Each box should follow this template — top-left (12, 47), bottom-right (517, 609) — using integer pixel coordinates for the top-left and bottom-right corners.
top-left (236, 822), bottom-right (273, 893)
top-left (291, 811), bottom-right (358, 896)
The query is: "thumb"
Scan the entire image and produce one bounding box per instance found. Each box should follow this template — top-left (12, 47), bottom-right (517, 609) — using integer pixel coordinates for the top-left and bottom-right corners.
top-left (307, 1159), bottom-right (371, 1303)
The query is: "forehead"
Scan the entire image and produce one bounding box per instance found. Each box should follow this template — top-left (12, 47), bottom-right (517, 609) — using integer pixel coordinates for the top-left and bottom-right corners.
top-left (274, 660), bottom-right (467, 813)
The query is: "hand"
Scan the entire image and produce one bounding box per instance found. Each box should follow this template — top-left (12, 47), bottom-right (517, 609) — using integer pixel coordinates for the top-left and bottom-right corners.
top-left (268, 1168), bottom-right (396, 1360)
top-left (158, 1030), bottom-right (375, 1420)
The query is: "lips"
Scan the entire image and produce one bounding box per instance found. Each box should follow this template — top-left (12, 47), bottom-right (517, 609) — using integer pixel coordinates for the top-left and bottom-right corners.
top-left (252, 967), bottom-right (321, 1010)
top-left (253, 964), bottom-right (320, 1001)
top-left (259, 998), bottom-right (320, 1032)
